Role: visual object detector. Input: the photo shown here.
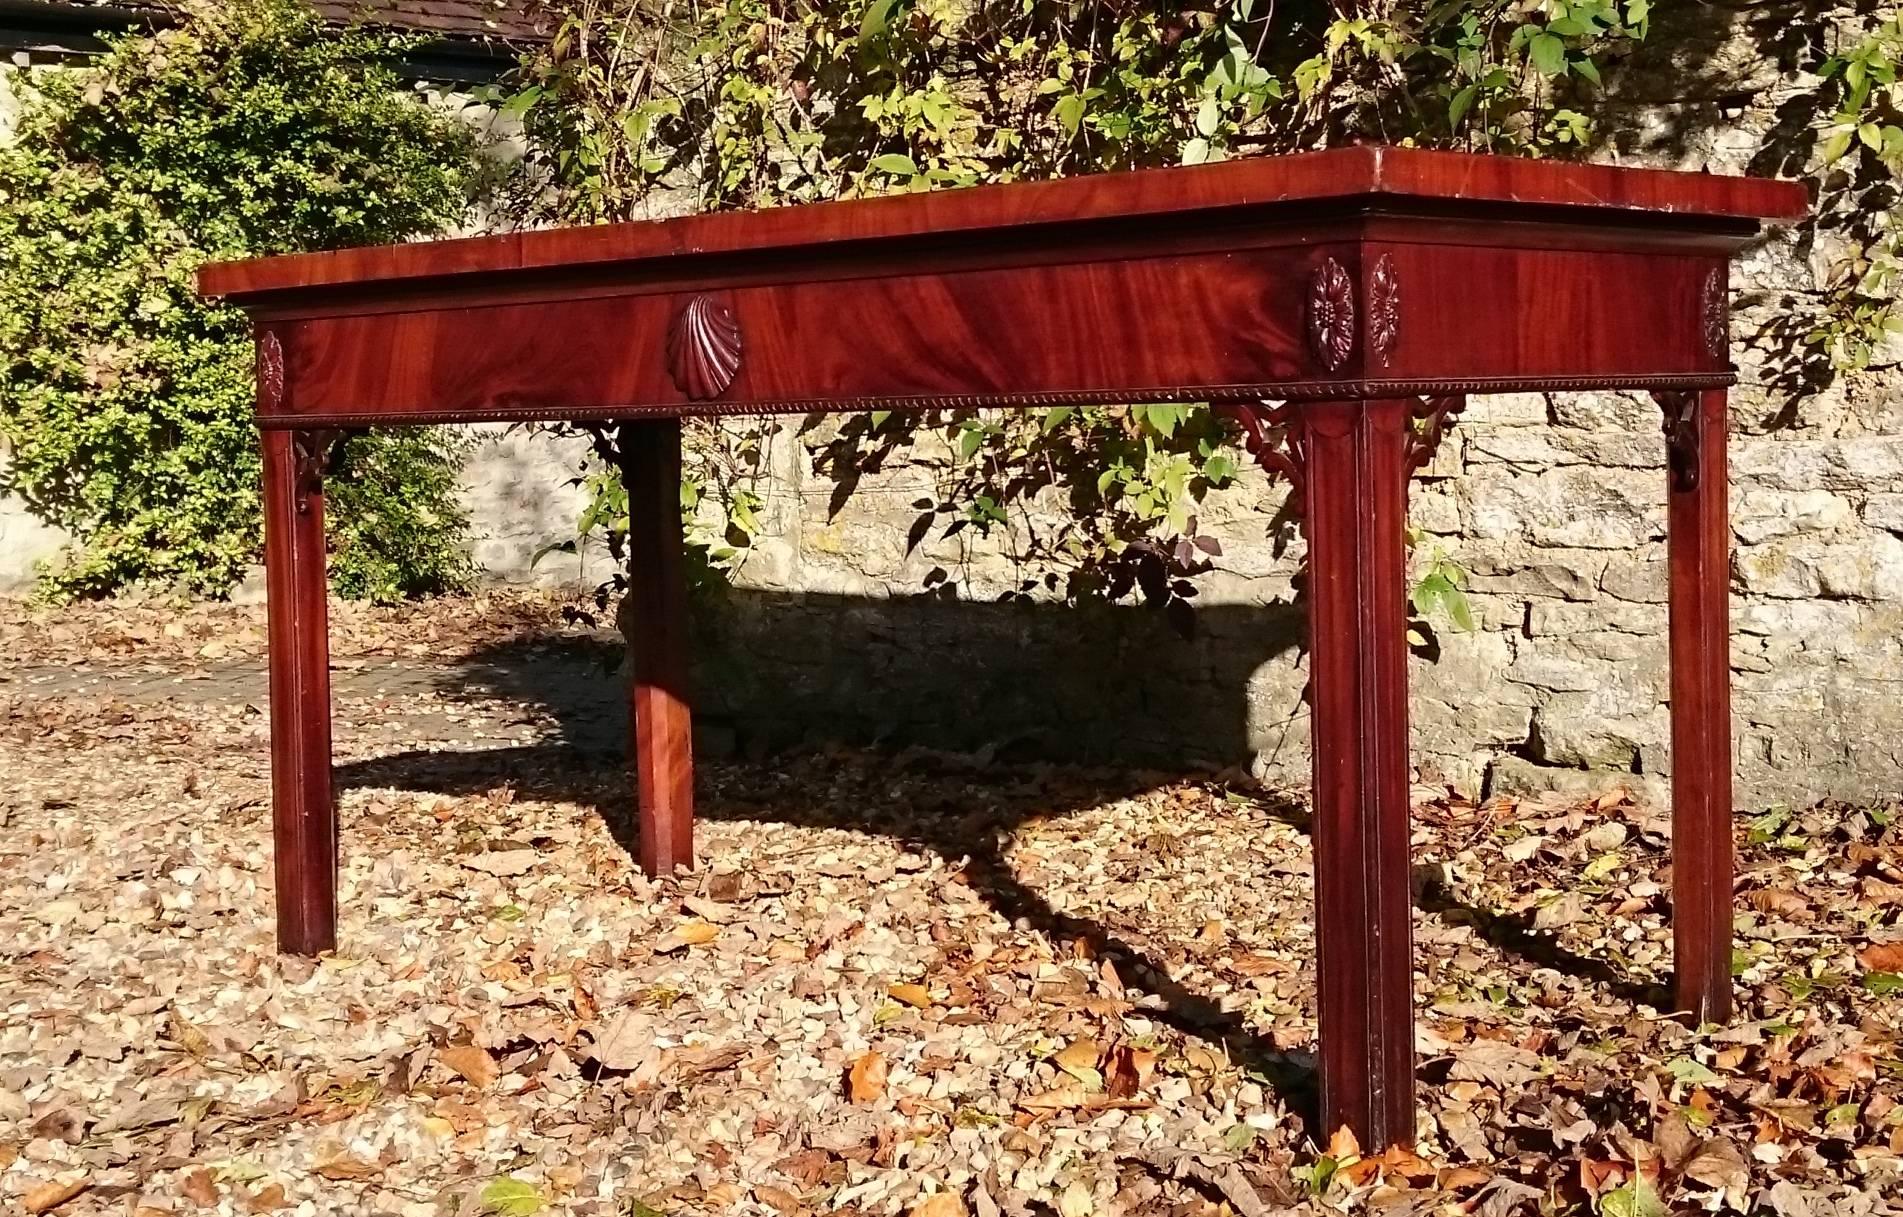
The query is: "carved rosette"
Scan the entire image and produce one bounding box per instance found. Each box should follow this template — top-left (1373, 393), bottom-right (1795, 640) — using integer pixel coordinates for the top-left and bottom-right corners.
top-left (668, 295), bottom-right (743, 400)
top-left (1701, 268), bottom-right (1728, 361)
top-left (1404, 395), bottom-right (1466, 478)
top-left (1368, 254), bottom-right (1401, 368)
top-left (257, 330), bottom-right (286, 412)
top-left (1653, 390), bottom-right (1701, 492)
top-left (1307, 257), bottom-right (1357, 373)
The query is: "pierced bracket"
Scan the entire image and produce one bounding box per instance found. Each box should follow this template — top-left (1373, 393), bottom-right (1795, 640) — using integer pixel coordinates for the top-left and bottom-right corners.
top-left (291, 428), bottom-right (350, 515)
top-left (1404, 395), bottom-right (1467, 480)
top-left (1216, 402), bottom-right (1309, 513)
top-left (1652, 391), bottom-right (1701, 493)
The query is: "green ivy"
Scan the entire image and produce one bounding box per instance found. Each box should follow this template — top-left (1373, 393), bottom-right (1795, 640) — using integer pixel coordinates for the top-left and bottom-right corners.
top-left (501, 0), bottom-right (1648, 628)
top-left (0, 0), bottom-right (485, 600)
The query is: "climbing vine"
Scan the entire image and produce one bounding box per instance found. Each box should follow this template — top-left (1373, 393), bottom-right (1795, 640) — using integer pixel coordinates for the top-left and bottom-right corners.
top-left (500, 0), bottom-right (1650, 626)
top-left (0, 0), bottom-right (487, 600)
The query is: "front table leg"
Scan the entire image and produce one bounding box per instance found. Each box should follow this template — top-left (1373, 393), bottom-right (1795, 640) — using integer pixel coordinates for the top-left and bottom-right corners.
top-left (1658, 389), bottom-right (1735, 1024)
top-left (261, 429), bottom-right (339, 955)
top-left (618, 418), bottom-right (696, 876)
top-left (1296, 398), bottom-right (1420, 1147)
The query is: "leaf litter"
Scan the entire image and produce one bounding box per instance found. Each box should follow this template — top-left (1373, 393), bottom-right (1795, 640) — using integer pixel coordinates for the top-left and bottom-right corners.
top-left (1, 595), bottom-right (1901, 1214)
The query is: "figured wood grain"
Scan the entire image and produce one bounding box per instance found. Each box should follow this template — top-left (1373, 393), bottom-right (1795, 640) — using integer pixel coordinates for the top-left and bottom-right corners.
top-left (199, 146), bottom-right (1805, 300)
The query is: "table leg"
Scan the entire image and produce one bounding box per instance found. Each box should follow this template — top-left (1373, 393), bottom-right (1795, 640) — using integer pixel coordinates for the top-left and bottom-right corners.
top-left (261, 428), bottom-right (338, 955)
top-left (1295, 397), bottom-right (1419, 1148)
top-left (618, 418), bottom-right (695, 876)
top-left (1659, 388), bottom-right (1734, 1024)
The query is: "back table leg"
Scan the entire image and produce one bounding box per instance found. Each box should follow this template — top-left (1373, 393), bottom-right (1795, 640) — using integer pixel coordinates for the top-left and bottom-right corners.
top-left (619, 418), bottom-right (696, 876)
top-left (261, 429), bottom-right (338, 955)
top-left (1660, 388), bottom-right (1735, 1024)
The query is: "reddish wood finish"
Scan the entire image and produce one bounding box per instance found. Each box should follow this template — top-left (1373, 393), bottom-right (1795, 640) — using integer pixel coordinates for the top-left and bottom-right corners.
top-left (620, 419), bottom-right (696, 876)
top-left (1661, 388), bottom-right (1735, 1024)
top-left (206, 147), bottom-right (1808, 1151)
top-left (260, 427), bottom-right (338, 955)
top-left (1295, 398), bottom-right (1419, 1146)
top-left (199, 146), bottom-right (1804, 300)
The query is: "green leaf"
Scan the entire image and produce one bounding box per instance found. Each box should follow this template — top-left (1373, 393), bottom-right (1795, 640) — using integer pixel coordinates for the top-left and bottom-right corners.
top-left (1528, 32), bottom-right (1568, 76)
top-left (1447, 84), bottom-right (1477, 129)
top-left (479, 1177), bottom-right (544, 1216)
top-left (1180, 138), bottom-right (1212, 165)
top-left (868, 153), bottom-right (919, 177)
top-left (1663, 1056), bottom-right (1722, 1086)
top-left (1598, 1174), bottom-right (1667, 1217)
top-left (1864, 971), bottom-right (1903, 996)
top-left (1195, 97), bottom-right (1220, 137)
top-left (1053, 92), bottom-right (1086, 136)
top-left (858, 0), bottom-right (899, 45)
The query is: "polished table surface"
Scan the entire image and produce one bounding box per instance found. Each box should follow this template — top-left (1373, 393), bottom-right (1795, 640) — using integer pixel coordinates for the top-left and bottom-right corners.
top-left (199, 145), bottom-right (1808, 1148)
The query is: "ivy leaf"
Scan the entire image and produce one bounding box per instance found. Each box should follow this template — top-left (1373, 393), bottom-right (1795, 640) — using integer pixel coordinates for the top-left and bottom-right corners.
top-left (1599, 1175), bottom-right (1667, 1217)
top-left (479, 1177), bottom-right (544, 1216)
top-left (1664, 1057), bottom-right (1722, 1086)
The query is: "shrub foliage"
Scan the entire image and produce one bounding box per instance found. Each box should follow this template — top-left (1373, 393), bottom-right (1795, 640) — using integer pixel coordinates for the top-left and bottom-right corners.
top-left (0, 0), bottom-right (483, 600)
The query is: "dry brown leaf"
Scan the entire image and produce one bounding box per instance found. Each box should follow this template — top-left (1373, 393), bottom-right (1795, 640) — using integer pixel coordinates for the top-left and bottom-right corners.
top-left (848, 1050), bottom-right (887, 1103)
top-left (656, 919), bottom-right (720, 952)
top-left (911, 1192), bottom-right (968, 1217)
top-left (439, 1044), bottom-right (499, 1089)
top-left (590, 1009), bottom-right (660, 1074)
top-left (245, 1182), bottom-right (288, 1212)
top-left (754, 1183), bottom-right (805, 1215)
top-left (181, 1169), bottom-right (219, 1207)
top-left (314, 1154), bottom-right (382, 1182)
top-left (1106, 1045), bottom-right (1156, 1099)
top-left (1327, 1124), bottom-right (1362, 1162)
top-left (1054, 1039), bottom-right (1100, 1074)
top-left (1858, 942), bottom-right (1903, 972)
top-left (22, 1176), bottom-right (90, 1215)
top-left (888, 983), bottom-right (934, 1008)
top-left (1747, 888), bottom-right (1811, 919)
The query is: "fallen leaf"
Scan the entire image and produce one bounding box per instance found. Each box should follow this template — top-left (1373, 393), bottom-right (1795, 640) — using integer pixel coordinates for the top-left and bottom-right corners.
top-left (656, 919), bottom-right (720, 952)
top-left (848, 1050), bottom-right (887, 1103)
top-left (911, 1192), bottom-right (967, 1217)
top-left (440, 1044), bottom-right (499, 1089)
top-left (314, 1154), bottom-right (382, 1182)
top-left (462, 849), bottom-right (538, 877)
top-left (22, 1176), bottom-right (90, 1214)
top-left (245, 1183), bottom-right (288, 1212)
top-left (1858, 942), bottom-right (1903, 973)
top-left (754, 1183), bottom-right (804, 1215)
top-left (888, 983), bottom-right (933, 1008)
top-left (1747, 888), bottom-right (1810, 919)
top-left (479, 1176), bottom-right (544, 1216)
top-left (181, 1169), bottom-right (219, 1207)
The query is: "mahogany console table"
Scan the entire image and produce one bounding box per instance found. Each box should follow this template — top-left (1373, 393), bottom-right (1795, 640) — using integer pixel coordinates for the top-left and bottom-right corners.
top-left (199, 146), bottom-right (1806, 1147)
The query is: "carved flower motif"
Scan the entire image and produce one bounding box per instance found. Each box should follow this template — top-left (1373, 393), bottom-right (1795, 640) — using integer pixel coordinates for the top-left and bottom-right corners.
top-left (257, 330), bottom-right (286, 411)
top-left (1308, 257), bottom-right (1356, 372)
top-left (668, 295), bottom-right (744, 400)
top-left (1368, 254), bottom-right (1401, 367)
top-left (1701, 268), bottom-right (1728, 360)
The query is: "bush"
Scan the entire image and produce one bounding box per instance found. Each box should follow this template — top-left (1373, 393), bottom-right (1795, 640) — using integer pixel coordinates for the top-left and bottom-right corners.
top-left (0, 0), bottom-right (486, 600)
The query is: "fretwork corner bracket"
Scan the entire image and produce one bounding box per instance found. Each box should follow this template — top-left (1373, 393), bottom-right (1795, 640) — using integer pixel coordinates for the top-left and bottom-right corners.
top-left (1405, 395), bottom-right (1467, 478)
top-left (1652, 390), bottom-right (1701, 493)
top-left (290, 429), bottom-right (350, 516)
top-left (1218, 396), bottom-right (1466, 517)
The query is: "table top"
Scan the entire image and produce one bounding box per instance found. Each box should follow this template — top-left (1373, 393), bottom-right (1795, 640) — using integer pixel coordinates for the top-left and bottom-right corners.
top-left (199, 146), bottom-right (1809, 305)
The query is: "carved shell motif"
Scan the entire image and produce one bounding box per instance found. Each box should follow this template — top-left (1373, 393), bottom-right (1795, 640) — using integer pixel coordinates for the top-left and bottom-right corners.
top-left (257, 330), bottom-right (286, 412)
top-left (1308, 257), bottom-right (1357, 372)
top-left (668, 295), bottom-right (743, 400)
top-left (1368, 254), bottom-right (1401, 368)
top-left (1701, 268), bottom-right (1728, 361)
